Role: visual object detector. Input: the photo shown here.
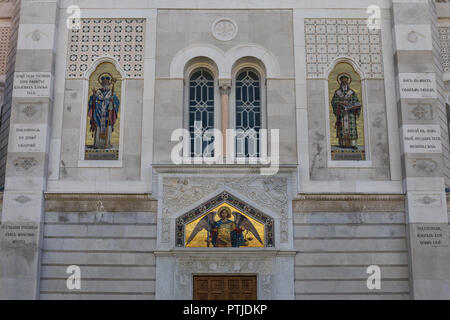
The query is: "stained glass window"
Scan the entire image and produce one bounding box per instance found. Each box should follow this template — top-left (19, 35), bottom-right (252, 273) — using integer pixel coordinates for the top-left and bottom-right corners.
top-left (189, 69), bottom-right (215, 157)
top-left (235, 70), bottom-right (261, 157)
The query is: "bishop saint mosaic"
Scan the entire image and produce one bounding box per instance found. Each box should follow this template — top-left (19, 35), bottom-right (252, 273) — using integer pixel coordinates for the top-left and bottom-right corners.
top-left (328, 61), bottom-right (366, 161)
top-left (85, 61), bottom-right (121, 160)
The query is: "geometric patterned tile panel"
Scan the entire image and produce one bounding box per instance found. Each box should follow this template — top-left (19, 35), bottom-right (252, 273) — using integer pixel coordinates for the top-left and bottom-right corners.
top-left (304, 18), bottom-right (383, 79)
top-left (66, 18), bottom-right (145, 79)
top-left (0, 26), bottom-right (11, 76)
top-left (439, 27), bottom-right (450, 73)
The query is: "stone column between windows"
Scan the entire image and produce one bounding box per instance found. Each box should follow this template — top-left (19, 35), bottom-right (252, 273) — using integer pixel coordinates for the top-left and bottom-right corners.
top-left (219, 79), bottom-right (231, 156)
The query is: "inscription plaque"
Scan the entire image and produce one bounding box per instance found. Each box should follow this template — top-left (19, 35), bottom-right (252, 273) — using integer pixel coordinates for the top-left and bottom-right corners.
top-left (403, 125), bottom-right (442, 153)
top-left (415, 224), bottom-right (449, 248)
top-left (0, 222), bottom-right (38, 248)
top-left (10, 124), bottom-right (47, 153)
top-left (399, 73), bottom-right (437, 99)
top-left (13, 72), bottom-right (51, 97)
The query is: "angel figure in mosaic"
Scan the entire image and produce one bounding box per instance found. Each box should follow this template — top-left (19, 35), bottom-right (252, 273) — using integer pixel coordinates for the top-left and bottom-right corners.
top-left (88, 72), bottom-right (120, 149)
top-left (331, 73), bottom-right (362, 149)
top-left (186, 207), bottom-right (263, 248)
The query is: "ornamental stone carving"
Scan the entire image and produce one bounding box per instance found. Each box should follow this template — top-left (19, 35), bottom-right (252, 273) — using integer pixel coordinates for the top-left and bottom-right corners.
top-left (161, 176), bottom-right (289, 244)
top-left (411, 158), bottom-right (438, 174)
top-left (21, 104), bottom-right (39, 118)
top-left (211, 17), bottom-right (238, 41)
top-left (13, 157), bottom-right (38, 172)
top-left (175, 256), bottom-right (273, 299)
top-left (66, 18), bottom-right (146, 79)
top-left (13, 195), bottom-right (32, 204)
top-left (304, 18), bottom-right (383, 79)
top-left (414, 194), bottom-right (441, 207)
top-left (26, 29), bottom-right (46, 42)
top-left (439, 26), bottom-right (450, 73)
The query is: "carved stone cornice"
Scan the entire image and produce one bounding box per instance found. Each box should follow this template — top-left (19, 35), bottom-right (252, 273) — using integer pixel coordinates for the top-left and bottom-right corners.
top-left (294, 194), bottom-right (405, 201)
top-left (44, 193), bottom-right (157, 212)
top-left (294, 194), bottom-right (406, 213)
top-left (44, 193), bottom-right (155, 201)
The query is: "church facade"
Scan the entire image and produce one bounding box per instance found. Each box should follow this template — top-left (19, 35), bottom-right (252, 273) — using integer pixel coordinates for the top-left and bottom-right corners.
top-left (0, 0), bottom-right (449, 300)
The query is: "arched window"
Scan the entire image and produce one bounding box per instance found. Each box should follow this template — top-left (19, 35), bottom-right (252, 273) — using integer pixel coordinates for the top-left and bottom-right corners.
top-left (188, 69), bottom-right (215, 157)
top-left (235, 69), bottom-right (261, 157)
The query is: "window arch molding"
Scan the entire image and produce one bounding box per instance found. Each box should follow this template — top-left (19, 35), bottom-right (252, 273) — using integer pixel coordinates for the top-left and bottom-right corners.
top-left (324, 57), bottom-right (372, 167)
top-left (183, 57), bottom-right (220, 157)
top-left (230, 57), bottom-right (267, 158)
top-left (324, 56), bottom-right (367, 81)
top-left (78, 57), bottom-right (127, 167)
top-left (82, 56), bottom-right (127, 81)
top-left (170, 43), bottom-right (280, 79)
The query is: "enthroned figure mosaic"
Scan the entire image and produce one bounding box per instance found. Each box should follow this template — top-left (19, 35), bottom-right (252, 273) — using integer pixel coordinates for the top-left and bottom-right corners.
top-left (176, 192), bottom-right (274, 248)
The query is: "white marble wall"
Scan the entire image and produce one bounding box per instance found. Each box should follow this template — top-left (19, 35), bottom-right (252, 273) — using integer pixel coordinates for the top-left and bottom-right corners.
top-left (0, 0), bottom-right (449, 300)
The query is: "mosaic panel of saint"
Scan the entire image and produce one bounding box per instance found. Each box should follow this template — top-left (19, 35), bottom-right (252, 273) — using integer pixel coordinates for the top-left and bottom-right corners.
top-left (328, 62), bottom-right (366, 161)
top-left (185, 205), bottom-right (264, 248)
top-left (85, 62), bottom-right (121, 160)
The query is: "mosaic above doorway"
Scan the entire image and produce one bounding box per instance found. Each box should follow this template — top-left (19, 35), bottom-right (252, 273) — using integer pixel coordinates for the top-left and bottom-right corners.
top-left (176, 192), bottom-right (274, 248)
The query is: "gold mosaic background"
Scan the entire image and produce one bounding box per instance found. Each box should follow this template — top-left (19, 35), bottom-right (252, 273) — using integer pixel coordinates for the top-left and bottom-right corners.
top-left (185, 203), bottom-right (265, 248)
top-left (85, 61), bottom-right (121, 149)
top-left (328, 61), bottom-right (365, 148)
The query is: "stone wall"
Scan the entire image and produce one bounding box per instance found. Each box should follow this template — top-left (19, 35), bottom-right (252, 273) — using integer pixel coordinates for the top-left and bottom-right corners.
top-left (59, 79), bottom-right (144, 182)
top-left (438, 21), bottom-right (450, 187)
top-left (293, 195), bottom-right (410, 299)
top-left (155, 9), bottom-right (294, 79)
top-left (40, 194), bottom-right (157, 299)
top-left (153, 9), bottom-right (297, 165)
top-left (304, 17), bottom-right (391, 181)
top-left (0, 0), bottom-right (19, 190)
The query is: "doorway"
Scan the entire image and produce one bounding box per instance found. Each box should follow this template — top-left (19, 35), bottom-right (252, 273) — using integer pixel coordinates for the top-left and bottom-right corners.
top-left (193, 275), bottom-right (257, 300)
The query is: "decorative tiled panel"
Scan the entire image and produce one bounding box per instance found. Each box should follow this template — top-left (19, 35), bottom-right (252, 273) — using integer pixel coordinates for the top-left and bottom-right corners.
top-left (304, 19), bottom-right (383, 79)
top-left (0, 26), bottom-right (11, 76)
top-left (439, 27), bottom-right (450, 73)
top-left (66, 18), bottom-right (145, 79)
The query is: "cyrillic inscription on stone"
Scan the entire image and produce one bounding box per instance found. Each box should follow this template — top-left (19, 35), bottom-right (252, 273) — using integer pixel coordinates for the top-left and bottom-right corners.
top-left (399, 73), bottom-right (437, 99)
top-left (13, 72), bottom-right (51, 97)
top-left (403, 125), bottom-right (442, 153)
top-left (0, 222), bottom-right (38, 248)
top-left (10, 124), bottom-right (47, 152)
top-left (415, 224), bottom-right (449, 248)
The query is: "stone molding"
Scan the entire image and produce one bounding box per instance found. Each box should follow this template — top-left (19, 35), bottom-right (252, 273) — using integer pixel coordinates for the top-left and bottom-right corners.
top-left (175, 191), bottom-right (275, 247)
top-left (169, 43), bottom-right (281, 79)
top-left (155, 249), bottom-right (296, 300)
top-left (211, 17), bottom-right (238, 41)
top-left (294, 194), bottom-right (405, 201)
top-left (159, 176), bottom-right (291, 246)
top-left (44, 193), bottom-right (155, 200)
top-left (44, 193), bottom-right (157, 212)
top-left (294, 194), bottom-right (406, 212)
